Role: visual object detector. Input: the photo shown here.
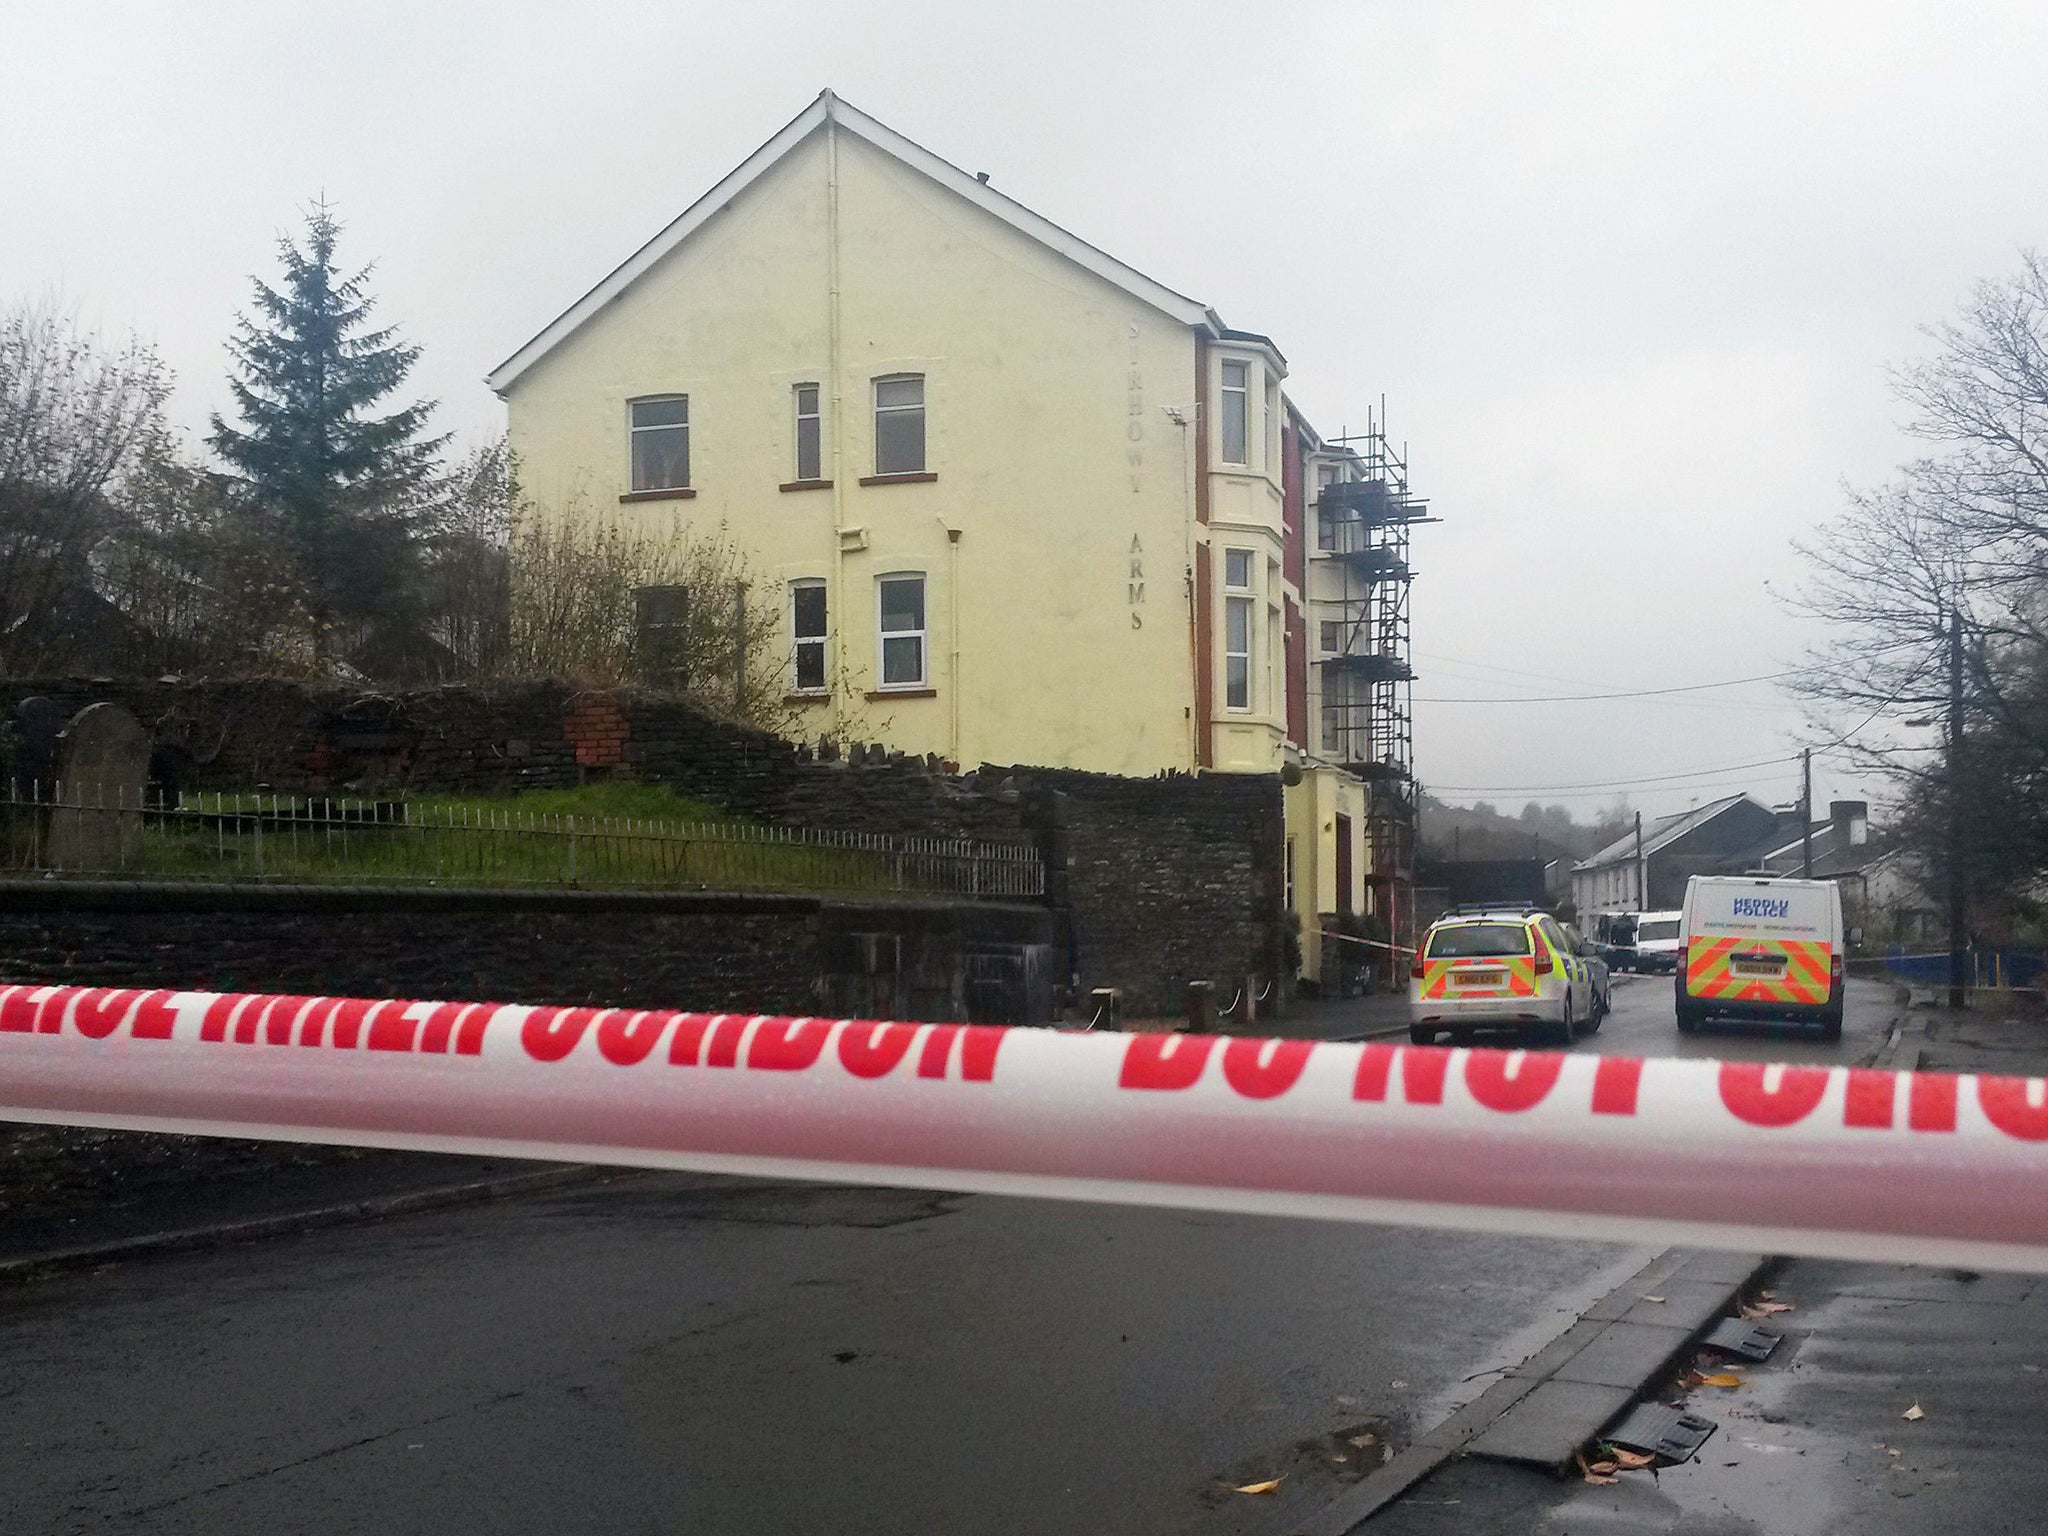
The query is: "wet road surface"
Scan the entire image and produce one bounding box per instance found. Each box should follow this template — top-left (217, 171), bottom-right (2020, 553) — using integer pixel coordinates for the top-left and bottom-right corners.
top-left (1, 1174), bottom-right (1640, 1534)
top-left (1578, 972), bottom-right (1893, 1065)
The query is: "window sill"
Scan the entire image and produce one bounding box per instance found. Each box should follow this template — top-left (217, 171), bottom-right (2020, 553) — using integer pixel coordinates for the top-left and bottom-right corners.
top-left (619, 487), bottom-right (696, 503)
top-left (785, 691), bottom-right (831, 704)
top-left (779, 479), bottom-right (833, 493)
top-left (858, 472), bottom-right (938, 486)
top-left (866, 687), bottom-right (937, 699)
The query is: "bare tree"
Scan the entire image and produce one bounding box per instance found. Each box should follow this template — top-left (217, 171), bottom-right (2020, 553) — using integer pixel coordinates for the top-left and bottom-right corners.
top-left (95, 433), bottom-right (323, 677)
top-left (1795, 251), bottom-right (2048, 913)
top-left (504, 498), bottom-right (872, 738)
top-left (0, 299), bottom-right (171, 671)
top-left (414, 438), bottom-right (511, 680)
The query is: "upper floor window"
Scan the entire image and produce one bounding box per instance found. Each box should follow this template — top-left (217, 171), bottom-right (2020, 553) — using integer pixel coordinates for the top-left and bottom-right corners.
top-left (874, 374), bottom-right (926, 475)
top-left (790, 579), bottom-right (828, 694)
top-left (1223, 548), bottom-right (1253, 711)
top-left (794, 384), bottom-right (822, 482)
top-left (1266, 558), bottom-right (1282, 711)
top-left (1315, 465), bottom-right (1338, 549)
top-left (629, 396), bottom-right (689, 491)
top-left (1266, 376), bottom-right (1281, 468)
top-left (877, 573), bottom-right (927, 688)
top-left (1219, 361), bottom-right (1249, 466)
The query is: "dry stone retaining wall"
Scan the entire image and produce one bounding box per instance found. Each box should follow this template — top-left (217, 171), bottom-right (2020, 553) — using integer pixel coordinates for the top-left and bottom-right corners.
top-left (0, 681), bottom-right (1287, 1017)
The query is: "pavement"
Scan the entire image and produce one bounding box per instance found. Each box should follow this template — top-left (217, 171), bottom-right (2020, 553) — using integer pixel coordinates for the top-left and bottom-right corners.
top-left (1364, 987), bottom-right (2048, 1536)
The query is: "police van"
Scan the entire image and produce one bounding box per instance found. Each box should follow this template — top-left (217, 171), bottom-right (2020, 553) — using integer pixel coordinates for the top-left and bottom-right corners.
top-left (1676, 875), bottom-right (1846, 1039)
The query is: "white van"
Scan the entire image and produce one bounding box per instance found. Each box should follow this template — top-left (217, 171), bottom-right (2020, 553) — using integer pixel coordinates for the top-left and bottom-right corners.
top-left (1632, 910), bottom-right (1684, 973)
top-left (1676, 876), bottom-right (1846, 1039)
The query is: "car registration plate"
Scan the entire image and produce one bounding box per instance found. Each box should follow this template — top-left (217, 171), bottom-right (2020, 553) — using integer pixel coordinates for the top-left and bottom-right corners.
top-left (1457, 970), bottom-right (1504, 987)
top-left (1731, 958), bottom-right (1783, 977)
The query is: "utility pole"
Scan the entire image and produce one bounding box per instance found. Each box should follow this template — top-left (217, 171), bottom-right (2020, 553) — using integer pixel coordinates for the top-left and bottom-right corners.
top-left (1634, 811), bottom-right (1645, 911)
top-left (1801, 748), bottom-right (1813, 879)
top-left (1948, 604), bottom-right (1967, 1008)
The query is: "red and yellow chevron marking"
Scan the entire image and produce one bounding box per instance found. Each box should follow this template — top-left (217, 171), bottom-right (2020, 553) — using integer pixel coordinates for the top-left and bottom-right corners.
top-left (1419, 957), bottom-right (1541, 1001)
top-left (1684, 936), bottom-right (1832, 1006)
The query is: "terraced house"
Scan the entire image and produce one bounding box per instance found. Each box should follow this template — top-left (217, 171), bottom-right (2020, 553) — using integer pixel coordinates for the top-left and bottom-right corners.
top-left (491, 91), bottom-right (1429, 981)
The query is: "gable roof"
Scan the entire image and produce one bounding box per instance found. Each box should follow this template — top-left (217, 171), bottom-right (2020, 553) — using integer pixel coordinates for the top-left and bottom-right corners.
top-left (1731, 819), bottom-right (1886, 879)
top-left (487, 90), bottom-right (1220, 396)
top-left (1574, 793), bottom-right (1770, 873)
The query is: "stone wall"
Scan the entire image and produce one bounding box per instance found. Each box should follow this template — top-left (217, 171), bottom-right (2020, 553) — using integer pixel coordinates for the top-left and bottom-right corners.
top-left (0, 679), bottom-right (1028, 841)
top-left (0, 882), bottom-right (1053, 1024)
top-left (0, 681), bottom-right (1287, 1018)
top-left (1001, 767), bottom-right (1289, 1017)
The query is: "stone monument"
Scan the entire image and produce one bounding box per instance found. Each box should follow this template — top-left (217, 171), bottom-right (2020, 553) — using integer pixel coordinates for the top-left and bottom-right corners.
top-left (45, 702), bottom-right (152, 871)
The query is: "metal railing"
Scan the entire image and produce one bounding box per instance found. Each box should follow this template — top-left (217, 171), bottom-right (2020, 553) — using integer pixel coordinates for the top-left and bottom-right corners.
top-left (0, 783), bottom-right (1045, 900)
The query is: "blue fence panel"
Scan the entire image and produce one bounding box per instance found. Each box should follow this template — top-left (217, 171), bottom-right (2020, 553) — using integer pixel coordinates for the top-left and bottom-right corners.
top-left (1882, 947), bottom-right (2045, 988)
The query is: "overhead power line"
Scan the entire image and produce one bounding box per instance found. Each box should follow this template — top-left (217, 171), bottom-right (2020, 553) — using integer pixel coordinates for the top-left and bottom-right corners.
top-left (1414, 671), bottom-right (1798, 704)
top-left (1429, 753), bottom-right (1797, 796)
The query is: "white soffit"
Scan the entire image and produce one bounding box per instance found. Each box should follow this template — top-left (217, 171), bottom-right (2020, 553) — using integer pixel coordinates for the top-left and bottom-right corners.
top-left (486, 90), bottom-right (1217, 395)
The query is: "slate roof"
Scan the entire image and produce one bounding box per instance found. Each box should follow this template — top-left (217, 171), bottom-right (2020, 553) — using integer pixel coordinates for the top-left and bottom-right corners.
top-left (1573, 793), bottom-right (1768, 873)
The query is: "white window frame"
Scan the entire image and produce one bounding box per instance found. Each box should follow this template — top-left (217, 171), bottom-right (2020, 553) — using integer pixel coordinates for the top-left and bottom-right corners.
top-left (789, 578), bottom-right (828, 695)
top-left (628, 395), bottom-right (690, 491)
top-left (873, 373), bottom-right (926, 476)
top-left (876, 571), bottom-right (928, 690)
top-left (1265, 373), bottom-right (1281, 473)
top-left (1223, 548), bottom-right (1254, 713)
top-left (793, 384), bottom-right (822, 482)
top-left (1219, 360), bottom-right (1250, 467)
top-left (1266, 576), bottom-right (1281, 715)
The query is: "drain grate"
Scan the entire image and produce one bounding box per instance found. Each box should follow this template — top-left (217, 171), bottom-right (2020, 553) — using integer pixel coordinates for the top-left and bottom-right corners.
top-left (1606, 1403), bottom-right (1717, 1462)
top-left (1703, 1318), bottom-right (1782, 1362)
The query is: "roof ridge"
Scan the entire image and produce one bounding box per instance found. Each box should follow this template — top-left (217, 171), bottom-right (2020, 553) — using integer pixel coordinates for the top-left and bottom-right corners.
top-left (487, 91), bottom-right (1217, 394)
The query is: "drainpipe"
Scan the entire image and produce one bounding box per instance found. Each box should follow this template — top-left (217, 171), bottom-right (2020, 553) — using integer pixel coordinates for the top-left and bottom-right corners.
top-left (1165, 404), bottom-right (1197, 769)
top-left (826, 115), bottom-right (848, 740)
top-left (941, 519), bottom-right (961, 762)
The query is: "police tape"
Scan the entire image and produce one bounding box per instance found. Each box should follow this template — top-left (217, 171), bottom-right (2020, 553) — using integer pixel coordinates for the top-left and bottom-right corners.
top-left (5, 982), bottom-right (2048, 1272)
top-left (1319, 930), bottom-right (1418, 955)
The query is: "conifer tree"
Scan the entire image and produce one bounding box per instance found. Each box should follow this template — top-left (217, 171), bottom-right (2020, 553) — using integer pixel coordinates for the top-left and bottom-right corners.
top-left (209, 202), bottom-right (446, 663)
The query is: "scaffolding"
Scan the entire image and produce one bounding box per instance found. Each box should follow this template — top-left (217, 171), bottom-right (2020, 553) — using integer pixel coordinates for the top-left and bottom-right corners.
top-left (1313, 402), bottom-right (1432, 946)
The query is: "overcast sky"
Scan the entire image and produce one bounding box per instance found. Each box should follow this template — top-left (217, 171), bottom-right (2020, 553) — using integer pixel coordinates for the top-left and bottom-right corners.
top-left (6, 1), bottom-right (2044, 822)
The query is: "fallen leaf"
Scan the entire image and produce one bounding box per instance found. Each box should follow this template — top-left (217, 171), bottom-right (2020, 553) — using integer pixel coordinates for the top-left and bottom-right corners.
top-left (1336, 1395), bottom-right (1360, 1406)
top-left (1347, 1434), bottom-right (1377, 1448)
top-left (1233, 1478), bottom-right (1283, 1496)
top-left (1575, 1451), bottom-right (1618, 1486)
top-left (1887, 1448), bottom-right (1902, 1457)
top-left (1587, 1460), bottom-right (1618, 1475)
top-left (1332, 1455), bottom-right (1348, 1464)
top-left (1750, 1300), bottom-right (1795, 1315)
top-left (1902, 1403), bottom-right (1926, 1422)
top-left (1611, 1449), bottom-right (1655, 1469)
top-left (1640, 1295), bottom-right (1667, 1304)
top-left (1390, 1380), bottom-right (1409, 1389)
top-left (1702, 1373), bottom-right (1744, 1388)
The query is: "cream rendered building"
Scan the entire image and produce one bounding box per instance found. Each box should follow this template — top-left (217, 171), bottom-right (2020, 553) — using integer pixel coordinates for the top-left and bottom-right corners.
top-left (491, 92), bottom-right (1404, 983)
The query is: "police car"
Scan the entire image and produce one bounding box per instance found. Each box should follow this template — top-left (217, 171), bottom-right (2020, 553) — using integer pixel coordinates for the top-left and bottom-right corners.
top-left (1408, 907), bottom-right (1604, 1048)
